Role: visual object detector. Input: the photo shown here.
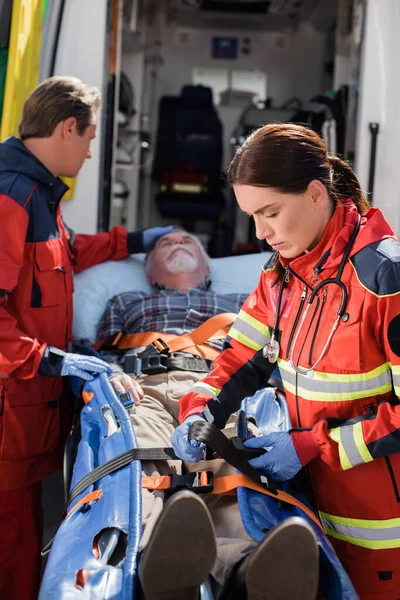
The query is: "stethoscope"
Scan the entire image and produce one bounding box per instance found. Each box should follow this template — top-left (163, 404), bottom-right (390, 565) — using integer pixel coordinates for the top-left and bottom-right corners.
top-left (262, 214), bottom-right (361, 376)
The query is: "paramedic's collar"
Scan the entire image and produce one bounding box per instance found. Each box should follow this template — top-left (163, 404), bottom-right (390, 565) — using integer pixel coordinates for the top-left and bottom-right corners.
top-left (0, 136), bottom-right (69, 201)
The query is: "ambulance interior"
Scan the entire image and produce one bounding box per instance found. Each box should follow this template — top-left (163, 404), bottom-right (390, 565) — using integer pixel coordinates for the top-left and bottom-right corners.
top-left (108, 0), bottom-right (343, 258)
top-left (54, 0), bottom-right (364, 257)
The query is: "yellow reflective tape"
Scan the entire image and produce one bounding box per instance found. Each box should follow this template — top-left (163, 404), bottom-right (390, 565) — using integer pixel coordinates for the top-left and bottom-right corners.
top-left (323, 527), bottom-right (400, 550)
top-left (192, 382), bottom-right (221, 397)
top-left (320, 511), bottom-right (400, 549)
top-left (234, 310), bottom-right (271, 338)
top-left (278, 359), bottom-right (390, 383)
top-left (353, 421), bottom-right (374, 464)
top-left (278, 359), bottom-right (392, 402)
top-left (320, 512), bottom-right (400, 529)
top-left (391, 364), bottom-right (400, 396)
top-left (330, 427), bottom-right (352, 470)
top-left (229, 327), bottom-right (262, 352)
top-left (280, 379), bottom-right (391, 402)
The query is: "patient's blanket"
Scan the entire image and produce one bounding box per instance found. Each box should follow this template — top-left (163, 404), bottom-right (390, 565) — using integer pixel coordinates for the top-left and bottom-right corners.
top-left (40, 374), bottom-right (357, 599)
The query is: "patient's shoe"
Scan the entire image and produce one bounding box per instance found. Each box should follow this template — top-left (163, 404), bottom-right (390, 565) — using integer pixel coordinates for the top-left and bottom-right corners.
top-left (139, 490), bottom-right (216, 600)
top-left (219, 516), bottom-right (319, 600)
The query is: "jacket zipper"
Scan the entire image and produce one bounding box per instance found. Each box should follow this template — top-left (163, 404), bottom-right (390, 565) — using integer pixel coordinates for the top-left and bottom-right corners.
top-left (286, 286), bottom-right (307, 359)
top-left (385, 456), bottom-right (400, 503)
top-left (308, 287), bottom-right (328, 365)
top-left (364, 403), bottom-right (400, 503)
top-left (285, 265), bottom-right (312, 291)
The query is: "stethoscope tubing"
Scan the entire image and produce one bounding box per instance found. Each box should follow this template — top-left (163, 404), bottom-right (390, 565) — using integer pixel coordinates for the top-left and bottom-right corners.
top-left (266, 213), bottom-right (361, 376)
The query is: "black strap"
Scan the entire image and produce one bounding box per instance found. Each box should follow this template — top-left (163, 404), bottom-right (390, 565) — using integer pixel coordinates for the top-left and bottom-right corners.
top-left (66, 423), bottom-right (273, 511)
top-left (165, 355), bottom-right (211, 373)
top-left (66, 447), bottom-right (178, 509)
top-left (189, 421), bottom-right (277, 494)
top-left (124, 353), bottom-right (212, 376)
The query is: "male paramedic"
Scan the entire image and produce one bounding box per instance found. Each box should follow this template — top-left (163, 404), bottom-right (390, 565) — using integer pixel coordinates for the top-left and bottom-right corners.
top-left (0, 75), bottom-right (171, 599)
top-left (97, 228), bottom-right (320, 600)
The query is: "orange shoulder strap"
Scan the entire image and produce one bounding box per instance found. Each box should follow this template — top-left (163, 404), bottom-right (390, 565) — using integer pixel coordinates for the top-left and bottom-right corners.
top-left (96, 312), bottom-right (237, 360)
top-left (141, 473), bottom-right (323, 532)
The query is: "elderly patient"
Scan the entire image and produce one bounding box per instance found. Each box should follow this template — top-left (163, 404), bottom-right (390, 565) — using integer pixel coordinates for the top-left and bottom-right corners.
top-left (96, 229), bottom-right (319, 600)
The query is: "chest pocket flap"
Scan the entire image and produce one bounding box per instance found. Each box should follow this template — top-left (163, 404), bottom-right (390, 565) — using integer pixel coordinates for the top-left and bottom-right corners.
top-left (32, 239), bottom-right (66, 307)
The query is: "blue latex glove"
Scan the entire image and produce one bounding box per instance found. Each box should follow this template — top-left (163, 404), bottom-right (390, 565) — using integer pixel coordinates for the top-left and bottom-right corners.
top-left (244, 431), bottom-right (302, 481)
top-left (142, 226), bottom-right (174, 251)
top-left (60, 353), bottom-right (112, 381)
top-left (171, 414), bottom-right (206, 462)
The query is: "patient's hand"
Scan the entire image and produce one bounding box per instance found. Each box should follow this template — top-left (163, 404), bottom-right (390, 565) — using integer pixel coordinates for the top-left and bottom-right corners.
top-left (109, 373), bottom-right (144, 405)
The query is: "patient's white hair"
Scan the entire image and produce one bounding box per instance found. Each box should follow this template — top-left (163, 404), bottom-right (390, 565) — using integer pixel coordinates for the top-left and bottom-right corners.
top-left (145, 227), bottom-right (210, 276)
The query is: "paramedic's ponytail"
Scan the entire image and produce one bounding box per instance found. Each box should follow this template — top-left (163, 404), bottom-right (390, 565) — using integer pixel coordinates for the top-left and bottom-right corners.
top-left (227, 123), bottom-right (371, 282)
top-left (328, 155), bottom-right (370, 213)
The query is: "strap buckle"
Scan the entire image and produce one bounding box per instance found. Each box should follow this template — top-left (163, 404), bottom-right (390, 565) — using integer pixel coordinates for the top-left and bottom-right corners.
top-left (168, 471), bottom-right (214, 495)
top-left (140, 338), bottom-right (170, 358)
top-left (124, 353), bottom-right (168, 376)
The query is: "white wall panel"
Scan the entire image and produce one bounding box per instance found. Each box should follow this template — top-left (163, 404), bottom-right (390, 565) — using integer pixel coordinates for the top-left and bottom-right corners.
top-left (355, 0), bottom-right (400, 237)
top-left (55, 0), bottom-right (109, 234)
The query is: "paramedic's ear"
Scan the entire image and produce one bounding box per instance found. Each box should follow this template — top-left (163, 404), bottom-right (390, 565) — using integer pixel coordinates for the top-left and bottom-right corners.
top-left (59, 117), bottom-right (77, 141)
top-left (307, 180), bottom-right (328, 210)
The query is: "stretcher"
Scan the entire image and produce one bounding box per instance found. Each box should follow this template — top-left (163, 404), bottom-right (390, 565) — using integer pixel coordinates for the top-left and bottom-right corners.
top-left (39, 371), bottom-right (358, 599)
top-left (40, 253), bottom-right (358, 598)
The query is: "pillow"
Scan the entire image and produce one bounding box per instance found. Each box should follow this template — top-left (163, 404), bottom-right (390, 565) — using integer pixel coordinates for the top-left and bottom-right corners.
top-left (72, 252), bottom-right (271, 342)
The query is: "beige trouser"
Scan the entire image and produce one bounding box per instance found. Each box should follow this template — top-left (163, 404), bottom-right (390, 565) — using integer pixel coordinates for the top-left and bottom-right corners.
top-left (130, 370), bottom-right (257, 585)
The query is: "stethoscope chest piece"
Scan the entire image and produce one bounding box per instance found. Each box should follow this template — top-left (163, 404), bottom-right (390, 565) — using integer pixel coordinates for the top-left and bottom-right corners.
top-left (263, 338), bottom-right (280, 363)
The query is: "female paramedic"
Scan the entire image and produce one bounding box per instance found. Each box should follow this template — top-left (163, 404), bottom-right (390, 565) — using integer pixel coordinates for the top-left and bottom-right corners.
top-left (172, 123), bottom-right (400, 599)
top-left (0, 75), bottom-right (171, 600)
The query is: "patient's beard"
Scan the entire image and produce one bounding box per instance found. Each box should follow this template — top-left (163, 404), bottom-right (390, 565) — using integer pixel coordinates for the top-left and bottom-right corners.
top-left (165, 249), bottom-right (198, 274)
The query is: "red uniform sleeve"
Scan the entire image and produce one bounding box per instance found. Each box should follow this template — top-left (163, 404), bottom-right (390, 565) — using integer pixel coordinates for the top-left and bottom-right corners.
top-left (72, 226), bottom-right (130, 274)
top-left (0, 195), bottom-right (46, 379)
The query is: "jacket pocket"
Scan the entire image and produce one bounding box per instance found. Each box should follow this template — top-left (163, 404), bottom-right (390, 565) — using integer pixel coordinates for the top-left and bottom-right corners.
top-left (0, 377), bottom-right (61, 461)
top-left (32, 239), bottom-right (67, 307)
top-left (319, 286), bottom-right (365, 373)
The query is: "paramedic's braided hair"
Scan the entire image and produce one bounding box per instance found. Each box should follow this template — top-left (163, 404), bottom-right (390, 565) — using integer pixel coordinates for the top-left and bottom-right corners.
top-left (227, 123), bottom-right (370, 279)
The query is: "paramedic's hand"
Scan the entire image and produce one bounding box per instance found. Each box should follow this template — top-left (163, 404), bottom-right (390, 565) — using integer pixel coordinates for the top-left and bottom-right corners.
top-left (60, 353), bottom-right (112, 380)
top-left (142, 226), bottom-right (174, 251)
top-left (244, 431), bottom-right (302, 481)
top-left (109, 372), bottom-right (144, 406)
top-left (39, 346), bottom-right (112, 380)
top-left (171, 414), bottom-right (206, 462)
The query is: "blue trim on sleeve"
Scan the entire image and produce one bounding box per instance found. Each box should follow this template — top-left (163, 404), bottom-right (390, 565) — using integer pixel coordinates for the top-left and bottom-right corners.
top-left (127, 231), bottom-right (145, 254)
top-left (351, 239), bottom-right (400, 295)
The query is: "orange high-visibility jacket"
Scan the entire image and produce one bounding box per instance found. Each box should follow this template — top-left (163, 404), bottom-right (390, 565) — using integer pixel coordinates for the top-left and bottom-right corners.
top-left (0, 137), bottom-right (144, 490)
top-left (179, 199), bottom-right (400, 572)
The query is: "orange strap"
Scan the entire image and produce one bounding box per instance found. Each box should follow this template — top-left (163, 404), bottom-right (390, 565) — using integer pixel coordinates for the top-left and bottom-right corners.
top-left (94, 312), bottom-right (237, 360)
top-left (119, 334), bottom-right (221, 360)
top-left (141, 473), bottom-right (323, 532)
top-left (66, 489), bottom-right (103, 518)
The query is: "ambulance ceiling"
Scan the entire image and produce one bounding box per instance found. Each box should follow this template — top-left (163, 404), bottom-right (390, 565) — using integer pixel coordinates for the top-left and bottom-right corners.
top-left (167, 0), bottom-right (338, 32)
